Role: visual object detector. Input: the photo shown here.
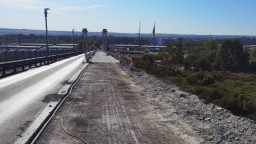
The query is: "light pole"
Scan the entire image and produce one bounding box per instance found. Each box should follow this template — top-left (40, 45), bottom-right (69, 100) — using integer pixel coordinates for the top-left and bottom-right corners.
top-left (44, 8), bottom-right (50, 57)
top-left (82, 28), bottom-right (88, 52)
top-left (72, 29), bottom-right (75, 49)
top-left (102, 29), bottom-right (108, 50)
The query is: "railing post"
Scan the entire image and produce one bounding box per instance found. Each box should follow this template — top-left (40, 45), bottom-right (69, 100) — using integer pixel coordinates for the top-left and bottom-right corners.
top-left (2, 70), bottom-right (6, 76)
top-left (4, 50), bottom-right (7, 62)
top-left (13, 65), bottom-right (16, 73)
top-left (22, 63), bottom-right (24, 71)
top-left (14, 50), bottom-right (17, 61)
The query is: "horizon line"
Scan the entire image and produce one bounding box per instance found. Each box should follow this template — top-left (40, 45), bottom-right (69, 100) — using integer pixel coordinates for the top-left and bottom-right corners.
top-left (0, 28), bottom-right (256, 37)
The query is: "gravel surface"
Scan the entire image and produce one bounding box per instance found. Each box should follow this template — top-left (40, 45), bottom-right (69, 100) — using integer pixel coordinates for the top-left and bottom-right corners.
top-left (36, 52), bottom-right (188, 144)
top-left (120, 62), bottom-right (256, 144)
top-left (36, 63), bottom-right (186, 144)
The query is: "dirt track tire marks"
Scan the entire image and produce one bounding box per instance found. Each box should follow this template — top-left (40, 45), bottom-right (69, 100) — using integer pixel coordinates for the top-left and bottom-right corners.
top-left (36, 63), bottom-right (185, 144)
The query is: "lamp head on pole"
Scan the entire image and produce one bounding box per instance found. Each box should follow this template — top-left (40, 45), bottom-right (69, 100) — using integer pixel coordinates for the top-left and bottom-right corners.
top-left (44, 8), bottom-right (50, 12)
top-left (44, 8), bottom-right (50, 17)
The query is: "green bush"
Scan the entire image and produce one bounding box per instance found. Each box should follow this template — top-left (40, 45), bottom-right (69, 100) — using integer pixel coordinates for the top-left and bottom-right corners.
top-left (132, 54), bottom-right (256, 122)
top-left (186, 71), bottom-right (214, 86)
top-left (210, 71), bottom-right (223, 81)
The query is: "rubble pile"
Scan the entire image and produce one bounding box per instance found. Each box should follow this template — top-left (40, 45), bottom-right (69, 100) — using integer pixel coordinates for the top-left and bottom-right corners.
top-left (120, 63), bottom-right (256, 144)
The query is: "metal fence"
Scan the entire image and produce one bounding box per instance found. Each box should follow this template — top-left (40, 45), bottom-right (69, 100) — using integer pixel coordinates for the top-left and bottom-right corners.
top-left (0, 49), bottom-right (76, 62)
top-left (0, 51), bottom-right (84, 77)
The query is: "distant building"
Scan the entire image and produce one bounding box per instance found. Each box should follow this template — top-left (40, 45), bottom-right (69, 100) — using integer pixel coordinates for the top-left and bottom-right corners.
top-left (147, 45), bottom-right (167, 52)
top-left (57, 44), bottom-right (78, 47)
top-left (111, 44), bottom-right (167, 52)
top-left (112, 44), bottom-right (138, 51)
top-left (243, 45), bottom-right (256, 52)
top-left (0, 43), bottom-right (75, 50)
top-left (20, 43), bottom-right (54, 47)
top-left (157, 38), bottom-right (163, 45)
top-left (148, 38), bottom-right (163, 46)
top-left (0, 45), bottom-right (40, 50)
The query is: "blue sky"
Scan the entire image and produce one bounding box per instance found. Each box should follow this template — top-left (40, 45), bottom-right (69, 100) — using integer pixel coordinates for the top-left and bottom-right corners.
top-left (0, 0), bottom-right (256, 35)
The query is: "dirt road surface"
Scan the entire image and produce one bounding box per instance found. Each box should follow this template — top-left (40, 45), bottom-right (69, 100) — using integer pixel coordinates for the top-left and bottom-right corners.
top-left (36, 51), bottom-right (185, 144)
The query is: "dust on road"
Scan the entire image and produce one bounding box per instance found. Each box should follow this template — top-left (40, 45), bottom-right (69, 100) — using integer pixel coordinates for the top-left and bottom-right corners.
top-left (36, 52), bottom-right (185, 144)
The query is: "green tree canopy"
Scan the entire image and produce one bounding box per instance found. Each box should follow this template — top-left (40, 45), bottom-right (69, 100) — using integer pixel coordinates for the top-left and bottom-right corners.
top-left (250, 47), bottom-right (256, 60)
top-left (216, 39), bottom-right (249, 71)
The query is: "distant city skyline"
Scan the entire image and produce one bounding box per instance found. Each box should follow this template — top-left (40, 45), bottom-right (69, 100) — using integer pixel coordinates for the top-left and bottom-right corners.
top-left (1, 0), bottom-right (256, 35)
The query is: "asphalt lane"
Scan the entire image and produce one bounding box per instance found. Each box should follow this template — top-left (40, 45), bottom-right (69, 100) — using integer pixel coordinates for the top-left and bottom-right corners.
top-left (0, 54), bottom-right (87, 144)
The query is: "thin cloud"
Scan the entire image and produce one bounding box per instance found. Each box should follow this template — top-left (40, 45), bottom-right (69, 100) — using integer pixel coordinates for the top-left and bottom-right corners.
top-left (57, 5), bottom-right (104, 11)
top-left (0, 0), bottom-right (104, 11)
top-left (0, 0), bottom-right (44, 10)
top-left (85, 5), bottom-right (104, 10)
top-left (56, 6), bottom-right (84, 11)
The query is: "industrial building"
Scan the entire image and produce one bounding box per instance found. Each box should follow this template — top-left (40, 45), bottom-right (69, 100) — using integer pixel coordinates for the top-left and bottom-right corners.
top-left (111, 44), bottom-right (167, 52)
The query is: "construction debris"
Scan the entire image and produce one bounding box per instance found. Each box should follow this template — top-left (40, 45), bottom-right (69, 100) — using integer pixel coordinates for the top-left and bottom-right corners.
top-left (120, 62), bottom-right (256, 144)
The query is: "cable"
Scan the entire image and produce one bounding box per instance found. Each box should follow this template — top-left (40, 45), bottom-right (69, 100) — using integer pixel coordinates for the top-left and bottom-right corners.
top-left (60, 52), bottom-right (96, 143)
top-left (60, 65), bottom-right (90, 144)
top-left (60, 64), bottom-right (116, 144)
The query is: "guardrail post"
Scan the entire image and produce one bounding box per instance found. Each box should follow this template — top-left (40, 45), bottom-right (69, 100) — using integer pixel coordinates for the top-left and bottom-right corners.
top-left (35, 59), bottom-right (38, 67)
top-left (35, 50), bottom-right (38, 58)
top-left (14, 50), bottom-right (17, 61)
top-left (13, 65), bottom-right (16, 73)
top-left (29, 61), bottom-right (31, 69)
top-left (4, 50), bottom-right (7, 62)
top-left (2, 69), bottom-right (5, 76)
top-left (23, 50), bottom-right (25, 60)
top-left (22, 63), bottom-right (24, 71)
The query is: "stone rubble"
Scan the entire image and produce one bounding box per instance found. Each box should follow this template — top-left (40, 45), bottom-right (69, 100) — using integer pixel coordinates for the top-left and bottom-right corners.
top-left (119, 62), bottom-right (256, 144)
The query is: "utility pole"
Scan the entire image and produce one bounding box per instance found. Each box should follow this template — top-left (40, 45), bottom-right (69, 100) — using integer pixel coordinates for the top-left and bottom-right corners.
top-left (15, 35), bottom-right (18, 44)
top-left (112, 37), bottom-right (114, 51)
top-left (82, 28), bottom-right (88, 52)
top-left (72, 29), bottom-right (75, 49)
top-left (4, 35), bottom-right (8, 62)
top-left (153, 22), bottom-right (156, 46)
top-left (56, 36), bottom-right (58, 45)
top-left (44, 8), bottom-right (50, 57)
top-left (138, 21), bottom-right (141, 50)
top-left (102, 29), bottom-right (108, 50)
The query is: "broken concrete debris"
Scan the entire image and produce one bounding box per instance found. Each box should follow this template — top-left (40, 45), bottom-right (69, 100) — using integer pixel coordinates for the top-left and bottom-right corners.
top-left (120, 63), bottom-right (256, 144)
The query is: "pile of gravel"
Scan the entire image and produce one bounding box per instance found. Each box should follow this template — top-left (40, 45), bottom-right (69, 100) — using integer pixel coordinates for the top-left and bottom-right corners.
top-left (119, 63), bottom-right (256, 144)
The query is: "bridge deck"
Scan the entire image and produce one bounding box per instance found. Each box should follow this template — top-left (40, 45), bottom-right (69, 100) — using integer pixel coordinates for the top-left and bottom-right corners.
top-left (36, 52), bottom-right (184, 144)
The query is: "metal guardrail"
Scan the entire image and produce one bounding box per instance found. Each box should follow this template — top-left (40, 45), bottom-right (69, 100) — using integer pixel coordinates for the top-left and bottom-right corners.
top-left (0, 49), bottom-right (76, 62)
top-left (0, 51), bottom-right (84, 77)
top-left (85, 50), bottom-right (96, 61)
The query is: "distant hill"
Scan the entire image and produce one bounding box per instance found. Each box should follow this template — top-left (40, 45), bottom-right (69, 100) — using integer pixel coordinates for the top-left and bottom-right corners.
top-left (0, 28), bottom-right (255, 39)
